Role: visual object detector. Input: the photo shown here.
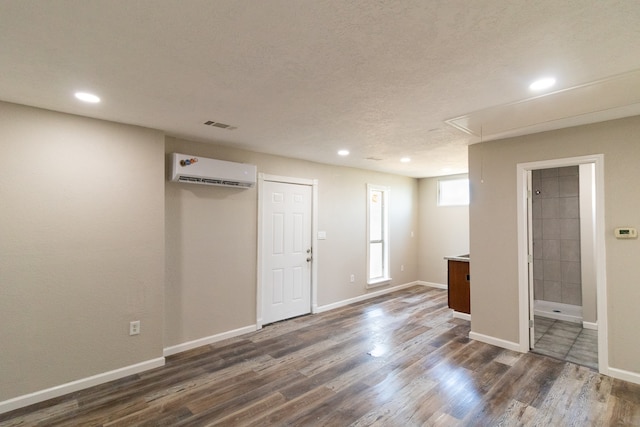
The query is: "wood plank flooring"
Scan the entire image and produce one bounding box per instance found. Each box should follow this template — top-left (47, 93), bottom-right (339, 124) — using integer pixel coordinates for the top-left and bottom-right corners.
top-left (1, 286), bottom-right (639, 426)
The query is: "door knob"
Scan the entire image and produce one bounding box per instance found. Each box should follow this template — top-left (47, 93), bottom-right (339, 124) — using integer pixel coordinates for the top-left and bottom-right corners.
top-left (306, 257), bottom-right (312, 262)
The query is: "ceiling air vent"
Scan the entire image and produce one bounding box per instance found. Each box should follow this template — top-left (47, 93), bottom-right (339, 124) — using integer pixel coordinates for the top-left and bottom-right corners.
top-left (203, 120), bottom-right (237, 130)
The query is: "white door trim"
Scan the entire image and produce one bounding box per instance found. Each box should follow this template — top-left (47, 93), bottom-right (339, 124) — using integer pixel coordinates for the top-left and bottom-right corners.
top-left (257, 173), bottom-right (318, 329)
top-left (516, 154), bottom-right (608, 375)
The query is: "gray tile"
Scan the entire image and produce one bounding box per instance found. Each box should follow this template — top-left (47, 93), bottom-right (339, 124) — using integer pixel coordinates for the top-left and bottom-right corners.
top-left (543, 260), bottom-right (561, 281)
top-left (532, 316), bottom-right (598, 370)
top-left (541, 198), bottom-right (559, 219)
top-left (560, 218), bottom-right (580, 240)
top-left (558, 196), bottom-right (580, 219)
top-left (551, 319), bottom-right (583, 333)
top-left (571, 338), bottom-right (598, 353)
top-left (543, 218), bottom-right (561, 239)
top-left (559, 175), bottom-right (579, 197)
top-left (534, 334), bottom-right (572, 352)
top-left (533, 240), bottom-right (543, 260)
top-left (562, 261), bottom-right (582, 284)
top-left (578, 329), bottom-right (598, 339)
top-left (566, 353), bottom-right (598, 370)
top-left (546, 325), bottom-right (581, 341)
top-left (533, 218), bottom-right (543, 241)
top-left (560, 240), bottom-right (581, 261)
top-left (567, 338), bottom-right (598, 365)
top-left (534, 279), bottom-right (544, 300)
top-left (534, 316), bottom-right (554, 333)
top-left (535, 336), bottom-right (572, 358)
top-left (533, 260), bottom-right (544, 280)
top-left (535, 348), bottom-right (570, 361)
top-left (574, 329), bottom-right (598, 353)
top-left (561, 283), bottom-right (582, 305)
top-left (543, 239), bottom-right (560, 260)
top-left (543, 280), bottom-right (562, 302)
top-left (541, 177), bottom-right (559, 198)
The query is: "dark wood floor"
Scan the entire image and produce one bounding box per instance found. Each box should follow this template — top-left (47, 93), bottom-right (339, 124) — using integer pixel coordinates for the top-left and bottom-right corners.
top-left (2, 286), bottom-right (639, 426)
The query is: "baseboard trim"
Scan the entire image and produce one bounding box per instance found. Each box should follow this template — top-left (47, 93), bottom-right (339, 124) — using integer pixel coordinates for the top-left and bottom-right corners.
top-left (453, 311), bottom-right (471, 321)
top-left (582, 321), bottom-right (598, 330)
top-left (163, 325), bottom-right (257, 357)
top-left (315, 281), bottom-right (421, 313)
top-left (417, 281), bottom-right (447, 290)
top-left (469, 331), bottom-right (525, 353)
top-left (0, 357), bottom-right (165, 415)
top-left (608, 367), bottom-right (640, 385)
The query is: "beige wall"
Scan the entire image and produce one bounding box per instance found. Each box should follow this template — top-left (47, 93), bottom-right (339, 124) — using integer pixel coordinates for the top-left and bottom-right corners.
top-left (417, 175), bottom-right (470, 285)
top-left (0, 102), bottom-right (165, 401)
top-left (6, 97), bottom-right (638, 406)
top-left (469, 115), bottom-right (640, 374)
top-left (0, 102), bottom-right (419, 406)
top-left (164, 137), bottom-right (419, 347)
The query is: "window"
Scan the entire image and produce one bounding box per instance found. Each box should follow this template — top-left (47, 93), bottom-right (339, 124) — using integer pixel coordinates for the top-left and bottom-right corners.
top-left (438, 177), bottom-right (469, 206)
top-left (367, 184), bottom-right (390, 286)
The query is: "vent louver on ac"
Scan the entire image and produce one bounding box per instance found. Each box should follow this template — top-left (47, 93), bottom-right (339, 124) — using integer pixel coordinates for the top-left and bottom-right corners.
top-left (177, 177), bottom-right (246, 186)
top-left (170, 153), bottom-right (256, 188)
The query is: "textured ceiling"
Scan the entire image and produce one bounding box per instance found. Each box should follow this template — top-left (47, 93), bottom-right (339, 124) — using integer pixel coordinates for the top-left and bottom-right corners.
top-left (1, 1), bottom-right (640, 177)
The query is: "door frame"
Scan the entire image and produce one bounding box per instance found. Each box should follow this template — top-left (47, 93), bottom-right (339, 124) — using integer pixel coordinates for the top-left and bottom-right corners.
top-left (516, 154), bottom-right (608, 375)
top-left (256, 173), bottom-right (318, 329)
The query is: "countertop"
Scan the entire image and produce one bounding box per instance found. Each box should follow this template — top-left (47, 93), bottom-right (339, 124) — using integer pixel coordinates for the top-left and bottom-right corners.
top-left (444, 254), bottom-right (470, 262)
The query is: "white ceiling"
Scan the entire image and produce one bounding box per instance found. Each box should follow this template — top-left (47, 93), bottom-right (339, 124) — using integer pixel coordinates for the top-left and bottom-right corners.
top-left (1, 1), bottom-right (640, 178)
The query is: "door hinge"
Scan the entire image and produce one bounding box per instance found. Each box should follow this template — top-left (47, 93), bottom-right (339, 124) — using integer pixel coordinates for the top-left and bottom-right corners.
top-left (528, 254), bottom-right (533, 263)
top-left (529, 319), bottom-right (534, 328)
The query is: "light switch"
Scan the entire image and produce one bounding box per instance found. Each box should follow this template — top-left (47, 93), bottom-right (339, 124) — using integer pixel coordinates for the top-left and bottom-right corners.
top-left (318, 231), bottom-right (327, 240)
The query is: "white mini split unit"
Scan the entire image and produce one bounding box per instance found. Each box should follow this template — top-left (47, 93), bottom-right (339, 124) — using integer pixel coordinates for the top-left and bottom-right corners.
top-left (170, 153), bottom-right (257, 188)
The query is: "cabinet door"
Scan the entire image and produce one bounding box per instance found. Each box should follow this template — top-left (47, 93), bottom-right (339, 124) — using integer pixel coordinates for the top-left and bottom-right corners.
top-left (448, 261), bottom-right (470, 314)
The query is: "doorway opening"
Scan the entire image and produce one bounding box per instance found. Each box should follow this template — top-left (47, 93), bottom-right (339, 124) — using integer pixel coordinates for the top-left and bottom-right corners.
top-left (529, 165), bottom-right (597, 369)
top-left (517, 155), bottom-right (607, 374)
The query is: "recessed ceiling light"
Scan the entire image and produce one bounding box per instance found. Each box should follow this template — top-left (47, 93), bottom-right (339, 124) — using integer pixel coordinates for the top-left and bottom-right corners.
top-left (400, 157), bottom-right (411, 163)
top-left (529, 77), bottom-right (556, 91)
top-left (74, 92), bottom-right (101, 103)
top-left (338, 149), bottom-right (349, 156)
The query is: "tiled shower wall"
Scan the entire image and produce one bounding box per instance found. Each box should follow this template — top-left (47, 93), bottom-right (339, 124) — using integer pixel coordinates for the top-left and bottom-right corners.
top-left (532, 166), bottom-right (582, 306)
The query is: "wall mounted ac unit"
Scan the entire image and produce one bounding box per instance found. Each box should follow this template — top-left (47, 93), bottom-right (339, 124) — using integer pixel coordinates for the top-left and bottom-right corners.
top-left (170, 153), bottom-right (257, 188)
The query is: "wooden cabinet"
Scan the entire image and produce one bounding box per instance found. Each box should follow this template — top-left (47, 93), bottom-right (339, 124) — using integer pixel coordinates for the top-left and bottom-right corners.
top-left (447, 260), bottom-right (470, 314)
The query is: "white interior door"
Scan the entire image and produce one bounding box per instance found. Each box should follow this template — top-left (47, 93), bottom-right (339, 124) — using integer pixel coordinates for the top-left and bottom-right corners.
top-left (261, 180), bottom-right (312, 324)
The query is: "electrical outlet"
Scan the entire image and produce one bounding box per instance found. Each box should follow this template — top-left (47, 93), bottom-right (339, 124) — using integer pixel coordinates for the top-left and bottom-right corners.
top-left (401, 264), bottom-right (404, 272)
top-left (350, 274), bottom-right (355, 283)
top-left (129, 320), bottom-right (140, 336)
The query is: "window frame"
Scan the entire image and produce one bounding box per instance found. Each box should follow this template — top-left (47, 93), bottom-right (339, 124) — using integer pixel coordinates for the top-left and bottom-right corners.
top-left (437, 177), bottom-right (470, 207)
top-left (366, 184), bottom-right (391, 287)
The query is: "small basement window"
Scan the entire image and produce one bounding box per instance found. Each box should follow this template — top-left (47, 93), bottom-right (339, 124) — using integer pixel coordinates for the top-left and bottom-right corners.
top-left (438, 177), bottom-right (469, 206)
